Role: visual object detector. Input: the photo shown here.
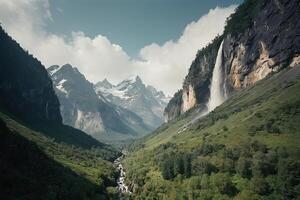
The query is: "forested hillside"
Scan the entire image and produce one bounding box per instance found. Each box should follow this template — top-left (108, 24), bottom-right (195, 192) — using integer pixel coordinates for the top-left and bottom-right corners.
top-left (124, 62), bottom-right (300, 200)
top-left (0, 25), bottom-right (121, 199)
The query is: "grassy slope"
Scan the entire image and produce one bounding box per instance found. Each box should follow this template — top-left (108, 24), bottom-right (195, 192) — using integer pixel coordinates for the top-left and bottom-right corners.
top-left (124, 66), bottom-right (300, 199)
top-left (0, 111), bottom-right (120, 199)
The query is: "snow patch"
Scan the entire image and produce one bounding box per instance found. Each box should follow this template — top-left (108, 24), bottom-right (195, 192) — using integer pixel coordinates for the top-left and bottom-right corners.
top-left (56, 79), bottom-right (68, 95)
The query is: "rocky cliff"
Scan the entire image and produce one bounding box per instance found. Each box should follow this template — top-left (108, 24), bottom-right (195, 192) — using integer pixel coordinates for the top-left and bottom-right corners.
top-left (223, 0), bottom-right (300, 91)
top-left (48, 64), bottom-right (105, 135)
top-left (164, 0), bottom-right (300, 121)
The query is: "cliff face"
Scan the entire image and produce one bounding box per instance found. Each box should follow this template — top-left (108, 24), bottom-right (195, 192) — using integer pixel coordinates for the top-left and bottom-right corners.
top-left (164, 0), bottom-right (300, 121)
top-left (48, 64), bottom-right (105, 136)
top-left (164, 90), bottom-right (183, 122)
top-left (223, 0), bottom-right (300, 91)
top-left (0, 26), bottom-right (62, 124)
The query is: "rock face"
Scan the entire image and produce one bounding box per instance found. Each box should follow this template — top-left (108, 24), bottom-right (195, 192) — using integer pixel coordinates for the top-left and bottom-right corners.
top-left (48, 65), bottom-right (150, 142)
top-left (48, 64), bottom-right (105, 136)
top-left (164, 90), bottom-right (183, 122)
top-left (223, 0), bottom-right (300, 91)
top-left (164, 0), bottom-right (300, 121)
top-left (0, 26), bottom-right (62, 125)
top-left (164, 37), bottom-right (223, 121)
top-left (181, 85), bottom-right (197, 113)
top-left (95, 76), bottom-right (169, 129)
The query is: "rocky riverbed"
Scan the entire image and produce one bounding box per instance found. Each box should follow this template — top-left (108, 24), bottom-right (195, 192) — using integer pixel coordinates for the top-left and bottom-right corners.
top-left (114, 155), bottom-right (131, 199)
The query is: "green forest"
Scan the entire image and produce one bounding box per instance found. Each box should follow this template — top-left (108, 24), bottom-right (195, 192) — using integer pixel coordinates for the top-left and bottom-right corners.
top-left (123, 67), bottom-right (300, 199)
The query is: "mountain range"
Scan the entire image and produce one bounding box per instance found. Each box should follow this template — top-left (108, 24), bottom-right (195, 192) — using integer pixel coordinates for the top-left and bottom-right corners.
top-left (0, 25), bottom-right (120, 199)
top-left (48, 65), bottom-right (168, 143)
top-left (95, 76), bottom-right (169, 129)
top-left (0, 0), bottom-right (299, 199)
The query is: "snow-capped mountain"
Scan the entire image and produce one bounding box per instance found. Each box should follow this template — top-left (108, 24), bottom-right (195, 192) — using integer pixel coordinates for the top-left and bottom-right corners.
top-left (47, 64), bottom-right (150, 142)
top-left (95, 76), bottom-right (170, 129)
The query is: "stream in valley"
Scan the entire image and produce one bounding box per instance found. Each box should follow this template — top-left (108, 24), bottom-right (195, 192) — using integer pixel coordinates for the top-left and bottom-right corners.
top-left (114, 155), bottom-right (131, 199)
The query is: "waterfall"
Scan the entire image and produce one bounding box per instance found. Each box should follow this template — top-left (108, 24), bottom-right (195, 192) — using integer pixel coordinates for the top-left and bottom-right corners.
top-left (177, 40), bottom-right (227, 133)
top-left (207, 40), bottom-right (226, 111)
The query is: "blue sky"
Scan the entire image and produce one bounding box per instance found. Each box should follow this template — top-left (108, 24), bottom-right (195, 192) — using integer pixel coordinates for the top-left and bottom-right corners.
top-left (48, 0), bottom-right (242, 57)
top-left (0, 0), bottom-right (241, 94)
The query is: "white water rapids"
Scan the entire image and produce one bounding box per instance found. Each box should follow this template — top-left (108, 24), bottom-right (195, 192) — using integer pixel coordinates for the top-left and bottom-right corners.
top-left (114, 155), bottom-right (131, 199)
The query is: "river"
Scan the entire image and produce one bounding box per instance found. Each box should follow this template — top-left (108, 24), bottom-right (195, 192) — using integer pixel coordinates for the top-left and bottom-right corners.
top-left (114, 155), bottom-right (131, 199)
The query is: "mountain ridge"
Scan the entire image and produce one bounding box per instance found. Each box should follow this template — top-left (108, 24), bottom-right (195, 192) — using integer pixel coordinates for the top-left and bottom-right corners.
top-left (48, 64), bottom-right (153, 143)
top-left (95, 75), bottom-right (169, 129)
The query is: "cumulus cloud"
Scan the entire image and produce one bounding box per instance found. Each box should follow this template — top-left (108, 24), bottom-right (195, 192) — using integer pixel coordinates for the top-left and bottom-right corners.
top-left (0, 0), bottom-right (236, 95)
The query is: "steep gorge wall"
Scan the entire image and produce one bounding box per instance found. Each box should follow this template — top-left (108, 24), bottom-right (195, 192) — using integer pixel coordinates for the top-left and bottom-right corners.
top-left (223, 0), bottom-right (300, 91)
top-left (164, 0), bottom-right (300, 122)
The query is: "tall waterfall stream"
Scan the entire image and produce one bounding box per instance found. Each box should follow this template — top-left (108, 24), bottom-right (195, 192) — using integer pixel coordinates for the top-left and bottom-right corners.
top-left (207, 40), bottom-right (226, 111)
top-left (178, 40), bottom-right (227, 133)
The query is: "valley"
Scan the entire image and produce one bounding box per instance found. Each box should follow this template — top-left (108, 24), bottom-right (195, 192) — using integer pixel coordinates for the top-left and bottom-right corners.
top-left (122, 63), bottom-right (300, 199)
top-left (114, 155), bottom-right (131, 199)
top-left (0, 0), bottom-right (299, 199)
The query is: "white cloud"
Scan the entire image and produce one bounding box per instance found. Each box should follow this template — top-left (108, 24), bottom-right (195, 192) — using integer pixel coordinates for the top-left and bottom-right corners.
top-left (0, 0), bottom-right (236, 95)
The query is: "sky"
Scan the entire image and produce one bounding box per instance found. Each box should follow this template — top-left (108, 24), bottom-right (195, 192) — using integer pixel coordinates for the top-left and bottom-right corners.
top-left (0, 0), bottom-right (242, 95)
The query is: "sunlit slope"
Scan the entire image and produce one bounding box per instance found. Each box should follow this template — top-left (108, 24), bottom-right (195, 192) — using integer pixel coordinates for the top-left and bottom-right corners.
top-left (124, 66), bottom-right (300, 199)
top-left (132, 66), bottom-right (300, 151)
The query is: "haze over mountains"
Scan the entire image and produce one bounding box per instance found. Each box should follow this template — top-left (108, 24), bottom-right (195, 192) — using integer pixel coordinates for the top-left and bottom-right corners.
top-left (95, 76), bottom-right (169, 128)
top-left (48, 64), bottom-right (168, 143)
top-left (0, 0), bottom-right (299, 199)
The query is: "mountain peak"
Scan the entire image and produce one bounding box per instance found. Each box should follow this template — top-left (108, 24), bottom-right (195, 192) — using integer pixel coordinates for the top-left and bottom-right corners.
top-left (136, 75), bottom-right (142, 83)
top-left (48, 64), bottom-right (80, 76)
top-left (47, 65), bottom-right (62, 75)
top-left (61, 64), bottom-right (79, 73)
top-left (95, 78), bottom-right (113, 89)
top-left (102, 78), bottom-right (112, 85)
top-left (125, 75), bottom-right (142, 83)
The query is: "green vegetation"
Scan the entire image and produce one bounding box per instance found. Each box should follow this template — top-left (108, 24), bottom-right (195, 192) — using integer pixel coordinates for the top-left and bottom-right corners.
top-left (123, 67), bottom-right (300, 199)
top-left (224, 0), bottom-right (264, 35)
top-left (0, 111), bottom-right (120, 199)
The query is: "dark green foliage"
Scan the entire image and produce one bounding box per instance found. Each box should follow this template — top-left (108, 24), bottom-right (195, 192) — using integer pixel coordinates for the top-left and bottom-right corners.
top-left (0, 25), bottom-right (61, 125)
top-left (161, 153), bottom-right (192, 180)
top-left (223, 125), bottom-right (229, 132)
top-left (124, 66), bottom-right (300, 199)
top-left (236, 157), bottom-right (252, 178)
top-left (192, 157), bottom-right (216, 175)
top-left (0, 25), bottom-right (112, 150)
top-left (211, 173), bottom-right (237, 196)
top-left (131, 133), bottom-right (300, 199)
top-left (276, 160), bottom-right (300, 199)
top-left (0, 119), bottom-right (112, 199)
top-left (124, 57), bottom-right (300, 199)
top-left (162, 158), bottom-right (175, 180)
top-left (224, 0), bottom-right (264, 35)
top-left (249, 177), bottom-right (271, 195)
